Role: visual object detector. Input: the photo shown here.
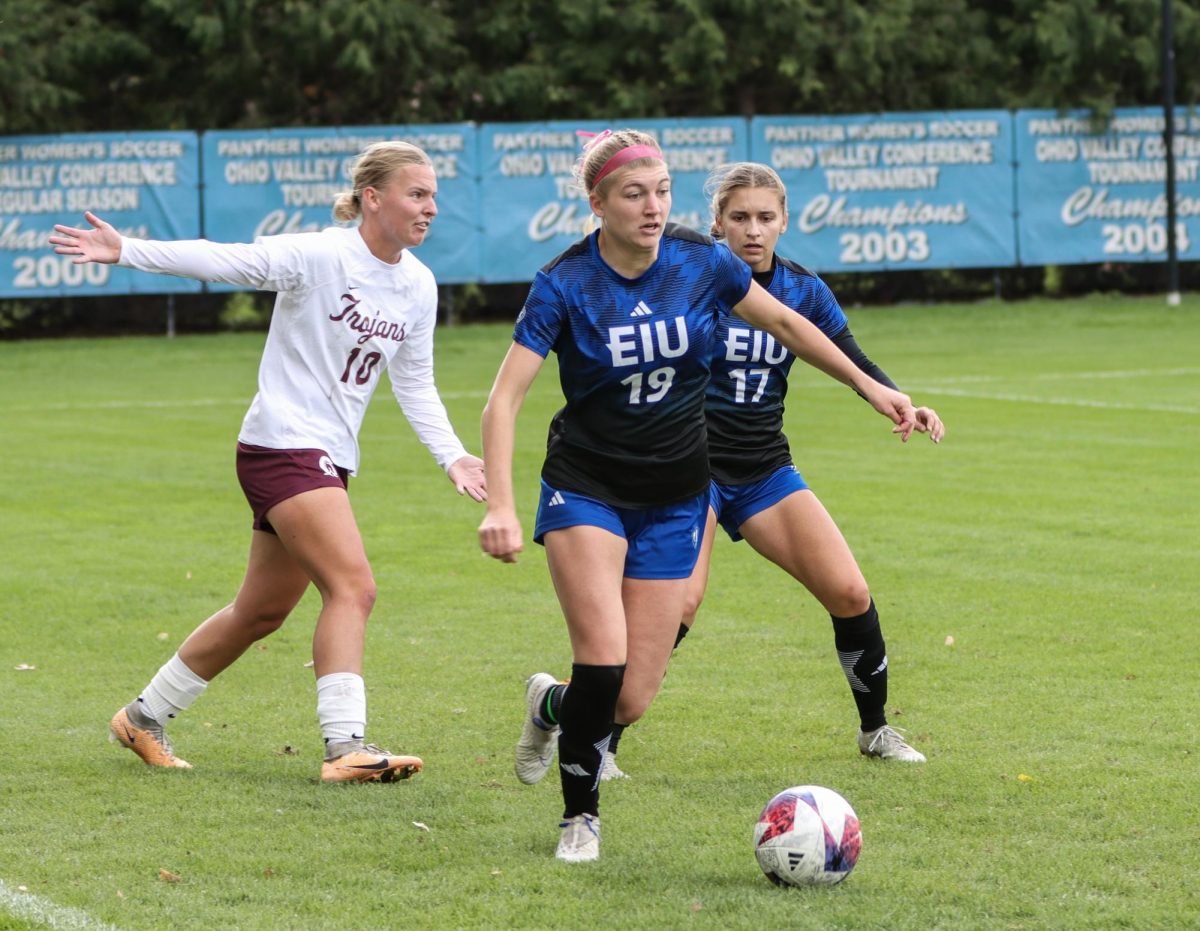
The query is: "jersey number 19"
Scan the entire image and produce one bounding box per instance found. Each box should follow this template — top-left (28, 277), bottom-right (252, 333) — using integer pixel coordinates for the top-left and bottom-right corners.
top-left (621, 366), bottom-right (676, 404)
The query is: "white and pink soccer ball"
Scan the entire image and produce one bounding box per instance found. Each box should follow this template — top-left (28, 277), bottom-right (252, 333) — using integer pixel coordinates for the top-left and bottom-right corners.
top-left (753, 785), bottom-right (862, 887)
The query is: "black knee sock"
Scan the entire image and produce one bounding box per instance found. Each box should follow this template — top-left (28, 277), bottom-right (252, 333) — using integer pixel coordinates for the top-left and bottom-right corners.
top-left (831, 600), bottom-right (888, 732)
top-left (674, 623), bottom-right (690, 648)
top-left (558, 662), bottom-right (625, 818)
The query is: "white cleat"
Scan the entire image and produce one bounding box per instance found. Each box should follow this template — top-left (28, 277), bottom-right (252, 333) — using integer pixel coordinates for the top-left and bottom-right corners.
top-left (858, 725), bottom-right (926, 763)
top-left (515, 673), bottom-right (560, 784)
top-left (599, 750), bottom-right (628, 782)
top-left (556, 813), bottom-right (601, 862)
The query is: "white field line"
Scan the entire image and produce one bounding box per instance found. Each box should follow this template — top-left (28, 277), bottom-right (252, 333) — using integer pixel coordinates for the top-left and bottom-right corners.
top-left (0, 880), bottom-right (119, 931)
top-left (905, 365), bottom-right (1198, 414)
top-left (8, 390), bottom-right (491, 415)
top-left (9, 398), bottom-right (247, 413)
top-left (909, 366), bottom-right (1200, 385)
top-left (901, 386), bottom-right (1199, 415)
top-left (802, 366), bottom-right (1198, 415)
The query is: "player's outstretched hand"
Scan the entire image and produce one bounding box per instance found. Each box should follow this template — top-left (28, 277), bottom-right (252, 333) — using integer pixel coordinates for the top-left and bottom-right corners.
top-left (479, 509), bottom-right (523, 564)
top-left (913, 406), bottom-right (945, 444)
top-left (449, 454), bottom-right (487, 502)
top-left (861, 381), bottom-right (917, 441)
top-left (49, 211), bottom-right (122, 265)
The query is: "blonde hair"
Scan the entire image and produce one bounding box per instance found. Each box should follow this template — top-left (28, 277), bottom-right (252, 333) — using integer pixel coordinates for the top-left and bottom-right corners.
top-left (573, 129), bottom-right (664, 197)
top-left (332, 141), bottom-right (433, 222)
top-left (704, 162), bottom-right (788, 236)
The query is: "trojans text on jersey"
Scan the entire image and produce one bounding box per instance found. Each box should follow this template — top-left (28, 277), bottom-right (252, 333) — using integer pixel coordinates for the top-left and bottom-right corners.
top-left (328, 290), bottom-right (408, 346)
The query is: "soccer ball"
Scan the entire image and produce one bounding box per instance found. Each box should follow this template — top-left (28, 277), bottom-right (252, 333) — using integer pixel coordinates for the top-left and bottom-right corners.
top-left (753, 785), bottom-right (862, 887)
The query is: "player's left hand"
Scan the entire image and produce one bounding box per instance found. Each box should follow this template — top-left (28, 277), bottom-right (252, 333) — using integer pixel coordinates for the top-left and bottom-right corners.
top-left (448, 454), bottom-right (487, 502)
top-left (864, 382), bottom-right (916, 441)
top-left (913, 406), bottom-right (945, 444)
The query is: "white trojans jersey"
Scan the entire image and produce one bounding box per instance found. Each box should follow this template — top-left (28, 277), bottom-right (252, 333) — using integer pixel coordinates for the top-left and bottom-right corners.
top-left (119, 226), bottom-right (468, 475)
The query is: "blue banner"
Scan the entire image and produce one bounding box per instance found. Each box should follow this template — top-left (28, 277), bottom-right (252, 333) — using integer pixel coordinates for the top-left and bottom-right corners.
top-left (749, 111), bottom-right (1016, 272)
top-left (1015, 107), bottom-right (1200, 265)
top-left (479, 118), bottom-right (748, 283)
top-left (0, 132), bottom-right (201, 297)
top-left (9, 111), bottom-right (1199, 300)
top-left (201, 125), bottom-right (479, 286)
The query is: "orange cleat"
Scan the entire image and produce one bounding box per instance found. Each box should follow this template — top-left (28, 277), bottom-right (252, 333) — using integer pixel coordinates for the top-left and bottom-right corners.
top-left (109, 706), bottom-right (192, 769)
top-left (321, 745), bottom-right (423, 783)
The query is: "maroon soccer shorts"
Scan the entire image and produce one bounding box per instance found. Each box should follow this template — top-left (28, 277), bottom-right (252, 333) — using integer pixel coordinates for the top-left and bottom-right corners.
top-left (235, 443), bottom-right (349, 534)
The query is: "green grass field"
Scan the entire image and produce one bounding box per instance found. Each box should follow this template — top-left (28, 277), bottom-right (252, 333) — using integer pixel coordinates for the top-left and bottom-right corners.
top-left (1, 295), bottom-right (1196, 930)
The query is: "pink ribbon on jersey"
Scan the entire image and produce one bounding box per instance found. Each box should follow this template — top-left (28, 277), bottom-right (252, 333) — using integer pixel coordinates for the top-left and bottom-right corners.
top-left (577, 129), bottom-right (662, 187)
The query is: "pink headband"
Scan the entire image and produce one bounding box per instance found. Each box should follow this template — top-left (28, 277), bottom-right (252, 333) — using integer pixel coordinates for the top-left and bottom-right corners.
top-left (577, 131), bottom-right (663, 188)
top-left (592, 145), bottom-right (662, 186)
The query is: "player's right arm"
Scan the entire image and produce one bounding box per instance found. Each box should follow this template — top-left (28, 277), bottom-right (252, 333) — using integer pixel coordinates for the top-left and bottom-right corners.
top-left (478, 342), bottom-right (545, 563)
top-left (51, 210), bottom-right (274, 289)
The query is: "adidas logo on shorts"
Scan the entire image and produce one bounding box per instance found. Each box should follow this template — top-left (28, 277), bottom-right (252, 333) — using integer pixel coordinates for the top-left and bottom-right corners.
top-left (547, 491), bottom-right (565, 507)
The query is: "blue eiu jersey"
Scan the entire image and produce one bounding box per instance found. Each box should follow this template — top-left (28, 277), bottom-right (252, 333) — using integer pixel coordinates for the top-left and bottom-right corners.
top-left (514, 223), bottom-right (752, 507)
top-left (706, 256), bottom-right (848, 485)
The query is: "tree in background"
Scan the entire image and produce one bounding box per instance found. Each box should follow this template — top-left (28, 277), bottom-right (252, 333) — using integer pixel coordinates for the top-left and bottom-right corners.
top-left (1, 0), bottom-right (470, 131)
top-left (0, 2), bottom-right (140, 133)
top-left (1004, 0), bottom-right (1200, 115)
top-left (3, 0), bottom-right (1198, 132)
top-left (450, 0), bottom-right (1012, 118)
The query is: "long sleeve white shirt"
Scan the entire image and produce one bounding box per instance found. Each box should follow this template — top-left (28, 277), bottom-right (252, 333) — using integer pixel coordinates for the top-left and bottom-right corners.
top-left (119, 226), bottom-right (468, 474)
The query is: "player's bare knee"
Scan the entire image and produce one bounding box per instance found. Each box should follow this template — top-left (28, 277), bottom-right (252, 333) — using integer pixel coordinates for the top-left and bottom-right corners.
top-left (319, 567), bottom-right (377, 616)
top-left (358, 577), bottom-right (378, 614)
top-left (251, 614), bottom-right (288, 639)
top-left (336, 576), bottom-right (377, 617)
top-left (826, 582), bottom-right (871, 618)
top-left (226, 604), bottom-right (289, 642)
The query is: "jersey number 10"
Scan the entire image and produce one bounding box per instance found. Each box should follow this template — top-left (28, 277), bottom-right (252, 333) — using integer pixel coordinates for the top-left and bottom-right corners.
top-left (339, 348), bottom-right (382, 386)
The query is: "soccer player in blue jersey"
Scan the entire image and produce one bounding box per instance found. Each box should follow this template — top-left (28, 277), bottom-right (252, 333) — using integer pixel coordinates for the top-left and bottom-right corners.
top-left (601, 162), bottom-right (944, 782)
top-left (478, 132), bottom-right (920, 863)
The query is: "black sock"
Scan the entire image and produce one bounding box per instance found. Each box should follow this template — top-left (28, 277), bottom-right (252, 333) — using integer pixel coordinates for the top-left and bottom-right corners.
top-left (674, 623), bottom-right (690, 649)
top-left (558, 662), bottom-right (625, 818)
top-left (831, 599), bottom-right (888, 732)
top-left (608, 722), bottom-right (627, 757)
top-left (540, 683), bottom-right (566, 726)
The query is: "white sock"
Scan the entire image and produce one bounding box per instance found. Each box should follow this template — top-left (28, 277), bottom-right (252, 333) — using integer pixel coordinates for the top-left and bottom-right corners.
top-left (316, 672), bottom-right (366, 746)
top-left (139, 653), bottom-right (208, 724)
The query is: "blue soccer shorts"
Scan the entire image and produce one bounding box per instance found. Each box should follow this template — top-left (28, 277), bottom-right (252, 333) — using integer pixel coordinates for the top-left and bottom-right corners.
top-left (533, 480), bottom-right (706, 580)
top-left (710, 464), bottom-right (810, 542)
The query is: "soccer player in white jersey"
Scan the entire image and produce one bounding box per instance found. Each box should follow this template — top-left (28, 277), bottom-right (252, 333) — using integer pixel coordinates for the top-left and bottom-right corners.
top-left (601, 162), bottom-right (944, 781)
top-left (50, 141), bottom-right (485, 783)
top-left (478, 130), bottom-right (920, 862)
